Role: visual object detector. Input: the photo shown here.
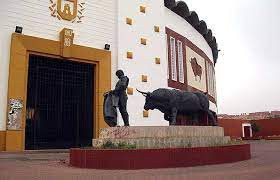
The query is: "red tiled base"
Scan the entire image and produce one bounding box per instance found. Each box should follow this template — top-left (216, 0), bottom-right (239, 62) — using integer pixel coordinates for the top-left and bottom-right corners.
top-left (242, 137), bottom-right (262, 140)
top-left (264, 136), bottom-right (280, 140)
top-left (70, 144), bottom-right (251, 169)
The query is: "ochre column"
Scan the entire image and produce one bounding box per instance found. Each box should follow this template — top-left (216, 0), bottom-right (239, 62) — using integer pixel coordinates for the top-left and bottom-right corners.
top-left (6, 34), bottom-right (28, 151)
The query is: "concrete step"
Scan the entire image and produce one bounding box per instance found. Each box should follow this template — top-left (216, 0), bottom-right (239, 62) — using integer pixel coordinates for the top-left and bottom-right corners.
top-left (93, 136), bottom-right (231, 149)
top-left (99, 126), bottom-right (226, 139)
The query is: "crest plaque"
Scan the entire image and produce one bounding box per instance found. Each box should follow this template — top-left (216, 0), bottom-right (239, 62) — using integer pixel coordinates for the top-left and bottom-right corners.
top-left (49, 0), bottom-right (85, 23)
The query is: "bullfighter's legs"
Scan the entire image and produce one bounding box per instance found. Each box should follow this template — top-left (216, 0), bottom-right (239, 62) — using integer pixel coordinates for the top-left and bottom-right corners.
top-left (119, 97), bottom-right (129, 126)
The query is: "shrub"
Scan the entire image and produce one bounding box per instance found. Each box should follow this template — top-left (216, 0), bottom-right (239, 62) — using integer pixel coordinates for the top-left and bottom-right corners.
top-left (101, 140), bottom-right (117, 149)
top-left (251, 123), bottom-right (261, 133)
top-left (101, 141), bottom-right (136, 149)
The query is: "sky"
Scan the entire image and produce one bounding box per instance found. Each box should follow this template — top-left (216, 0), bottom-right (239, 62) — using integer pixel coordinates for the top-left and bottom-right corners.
top-left (184, 0), bottom-right (280, 115)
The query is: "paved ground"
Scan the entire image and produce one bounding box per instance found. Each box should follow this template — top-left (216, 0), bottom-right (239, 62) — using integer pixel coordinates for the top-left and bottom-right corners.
top-left (0, 141), bottom-right (280, 180)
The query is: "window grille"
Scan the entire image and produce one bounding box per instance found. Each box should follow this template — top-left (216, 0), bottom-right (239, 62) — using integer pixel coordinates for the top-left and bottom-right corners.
top-left (177, 40), bottom-right (184, 83)
top-left (170, 37), bottom-right (177, 81)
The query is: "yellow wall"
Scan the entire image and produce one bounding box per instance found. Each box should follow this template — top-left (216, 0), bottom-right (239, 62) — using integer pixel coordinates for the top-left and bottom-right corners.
top-left (0, 131), bottom-right (6, 151)
top-left (6, 33), bottom-right (111, 151)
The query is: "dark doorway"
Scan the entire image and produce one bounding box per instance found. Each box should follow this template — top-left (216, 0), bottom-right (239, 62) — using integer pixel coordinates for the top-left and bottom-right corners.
top-left (25, 55), bottom-right (94, 150)
top-left (244, 126), bottom-right (251, 138)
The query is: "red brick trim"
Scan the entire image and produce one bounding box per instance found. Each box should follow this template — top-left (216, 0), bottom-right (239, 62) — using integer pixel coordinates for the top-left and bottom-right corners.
top-left (166, 27), bottom-right (216, 104)
top-left (70, 144), bottom-right (251, 169)
top-left (166, 27), bottom-right (188, 90)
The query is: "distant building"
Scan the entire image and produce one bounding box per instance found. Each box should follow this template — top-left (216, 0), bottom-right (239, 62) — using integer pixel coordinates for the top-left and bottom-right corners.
top-left (271, 111), bottom-right (280, 116)
top-left (218, 111), bottom-right (280, 138)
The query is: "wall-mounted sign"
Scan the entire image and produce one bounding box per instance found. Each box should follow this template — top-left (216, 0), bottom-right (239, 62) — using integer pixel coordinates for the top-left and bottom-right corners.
top-left (7, 99), bottom-right (23, 130)
top-left (49, 0), bottom-right (85, 23)
top-left (60, 28), bottom-right (74, 57)
top-left (186, 46), bottom-right (207, 92)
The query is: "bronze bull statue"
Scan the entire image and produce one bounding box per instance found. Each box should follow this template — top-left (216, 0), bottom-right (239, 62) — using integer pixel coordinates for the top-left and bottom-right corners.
top-left (137, 88), bottom-right (217, 126)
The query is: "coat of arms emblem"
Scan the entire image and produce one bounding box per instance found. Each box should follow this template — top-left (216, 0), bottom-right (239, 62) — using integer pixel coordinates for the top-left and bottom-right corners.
top-left (49, 0), bottom-right (85, 23)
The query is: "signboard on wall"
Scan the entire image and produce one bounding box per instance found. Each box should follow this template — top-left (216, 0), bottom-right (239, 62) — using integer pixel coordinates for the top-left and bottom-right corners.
top-left (60, 28), bottom-right (74, 57)
top-left (186, 46), bottom-right (207, 92)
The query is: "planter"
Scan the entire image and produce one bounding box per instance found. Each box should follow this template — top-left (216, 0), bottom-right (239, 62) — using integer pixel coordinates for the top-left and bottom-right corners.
top-left (70, 144), bottom-right (251, 169)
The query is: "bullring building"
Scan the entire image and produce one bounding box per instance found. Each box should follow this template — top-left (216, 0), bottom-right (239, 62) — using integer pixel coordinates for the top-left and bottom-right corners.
top-left (0, 0), bottom-right (219, 151)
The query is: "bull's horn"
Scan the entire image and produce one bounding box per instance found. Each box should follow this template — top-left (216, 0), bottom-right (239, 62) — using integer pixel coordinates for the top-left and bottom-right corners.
top-left (136, 89), bottom-right (149, 96)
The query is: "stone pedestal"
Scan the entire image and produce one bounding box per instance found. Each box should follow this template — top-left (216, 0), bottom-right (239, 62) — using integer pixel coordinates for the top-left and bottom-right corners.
top-left (92, 126), bottom-right (231, 149)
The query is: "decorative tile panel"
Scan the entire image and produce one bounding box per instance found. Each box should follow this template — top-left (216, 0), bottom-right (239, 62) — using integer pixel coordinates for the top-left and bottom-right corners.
top-left (127, 87), bottom-right (134, 95)
top-left (126, 18), bottom-right (133, 25)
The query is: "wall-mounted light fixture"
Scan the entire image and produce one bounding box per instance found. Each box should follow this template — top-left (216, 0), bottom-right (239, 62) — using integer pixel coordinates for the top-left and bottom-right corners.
top-left (104, 44), bottom-right (110, 50)
top-left (15, 26), bottom-right (23, 34)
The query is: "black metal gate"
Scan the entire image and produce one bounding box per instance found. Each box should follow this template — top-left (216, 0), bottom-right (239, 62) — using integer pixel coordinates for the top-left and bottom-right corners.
top-left (25, 55), bottom-right (94, 150)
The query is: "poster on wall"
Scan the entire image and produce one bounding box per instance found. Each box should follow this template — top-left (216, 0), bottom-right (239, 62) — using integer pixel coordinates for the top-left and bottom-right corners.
top-left (7, 99), bottom-right (23, 130)
top-left (186, 46), bottom-right (207, 92)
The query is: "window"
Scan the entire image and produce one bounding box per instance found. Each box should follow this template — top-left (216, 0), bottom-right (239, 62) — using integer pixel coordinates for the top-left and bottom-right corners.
top-left (206, 61), bottom-right (216, 98)
top-left (166, 34), bottom-right (169, 79)
top-left (166, 29), bottom-right (187, 90)
top-left (177, 40), bottom-right (184, 83)
top-left (213, 70), bottom-right (217, 99)
top-left (170, 37), bottom-right (177, 81)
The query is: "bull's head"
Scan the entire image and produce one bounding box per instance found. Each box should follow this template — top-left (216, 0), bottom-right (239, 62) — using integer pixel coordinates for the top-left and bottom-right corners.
top-left (136, 89), bottom-right (156, 110)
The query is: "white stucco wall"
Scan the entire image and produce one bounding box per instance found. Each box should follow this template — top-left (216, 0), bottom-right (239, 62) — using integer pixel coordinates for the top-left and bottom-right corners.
top-left (117, 0), bottom-right (169, 126)
top-left (0, 31), bottom-right (11, 131)
top-left (117, 0), bottom-right (218, 126)
top-left (0, 0), bottom-right (118, 131)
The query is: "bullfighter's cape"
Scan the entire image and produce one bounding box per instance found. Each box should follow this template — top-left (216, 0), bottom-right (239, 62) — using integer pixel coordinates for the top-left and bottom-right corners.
top-left (103, 92), bottom-right (119, 127)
